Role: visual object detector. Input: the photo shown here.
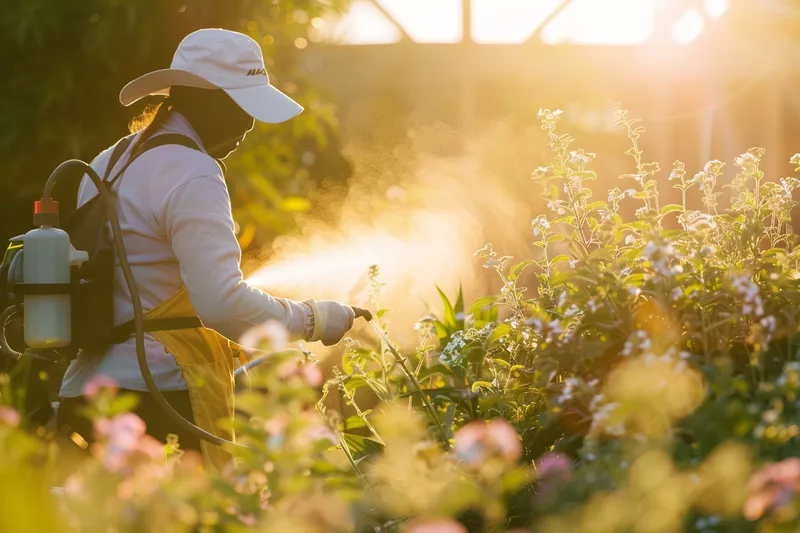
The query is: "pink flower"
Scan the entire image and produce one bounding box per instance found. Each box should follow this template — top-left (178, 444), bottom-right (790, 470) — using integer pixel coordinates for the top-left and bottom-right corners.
top-left (239, 514), bottom-right (257, 527)
top-left (279, 360), bottom-right (323, 387)
top-left (0, 405), bottom-right (20, 427)
top-left (535, 453), bottom-right (572, 480)
top-left (454, 419), bottom-right (522, 467)
top-left (402, 518), bottom-right (467, 533)
top-left (93, 413), bottom-right (149, 472)
top-left (81, 374), bottom-right (118, 398)
top-left (745, 458), bottom-right (800, 520)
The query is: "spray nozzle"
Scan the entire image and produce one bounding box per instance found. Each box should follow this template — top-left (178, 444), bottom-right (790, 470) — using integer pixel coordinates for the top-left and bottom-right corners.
top-left (352, 307), bottom-right (373, 321)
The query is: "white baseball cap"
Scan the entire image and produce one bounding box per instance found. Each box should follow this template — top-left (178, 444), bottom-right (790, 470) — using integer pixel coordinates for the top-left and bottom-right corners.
top-left (119, 28), bottom-right (303, 124)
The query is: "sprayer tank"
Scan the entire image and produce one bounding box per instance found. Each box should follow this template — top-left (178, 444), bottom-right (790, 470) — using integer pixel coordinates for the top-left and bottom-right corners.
top-left (23, 226), bottom-right (71, 348)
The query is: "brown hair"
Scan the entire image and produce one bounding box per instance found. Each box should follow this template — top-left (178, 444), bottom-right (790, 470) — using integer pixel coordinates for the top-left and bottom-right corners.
top-left (128, 102), bottom-right (164, 133)
top-left (127, 100), bottom-right (174, 152)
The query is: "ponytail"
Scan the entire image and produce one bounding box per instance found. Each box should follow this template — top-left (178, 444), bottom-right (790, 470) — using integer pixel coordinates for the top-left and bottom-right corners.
top-left (127, 99), bottom-right (174, 152)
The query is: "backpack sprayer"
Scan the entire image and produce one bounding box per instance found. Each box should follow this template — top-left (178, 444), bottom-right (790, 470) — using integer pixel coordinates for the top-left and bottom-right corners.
top-left (1, 142), bottom-right (373, 450)
top-left (0, 157), bottom-right (245, 447)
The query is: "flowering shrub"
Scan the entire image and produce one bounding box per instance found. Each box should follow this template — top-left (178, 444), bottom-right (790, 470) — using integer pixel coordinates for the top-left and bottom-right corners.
top-left (4, 105), bottom-right (800, 532)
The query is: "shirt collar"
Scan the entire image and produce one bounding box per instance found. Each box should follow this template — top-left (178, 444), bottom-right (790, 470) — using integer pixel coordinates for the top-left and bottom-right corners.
top-left (155, 111), bottom-right (206, 152)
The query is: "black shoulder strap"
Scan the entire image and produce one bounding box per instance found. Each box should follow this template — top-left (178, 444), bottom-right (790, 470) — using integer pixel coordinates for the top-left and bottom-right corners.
top-left (106, 133), bottom-right (200, 189)
top-left (102, 135), bottom-right (135, 182)
top-left (109, 317), bottom-right (204, 345)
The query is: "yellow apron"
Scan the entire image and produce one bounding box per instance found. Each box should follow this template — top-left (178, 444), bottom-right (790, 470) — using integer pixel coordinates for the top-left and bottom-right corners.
top-left (145, 286), bottom-right (243, 470)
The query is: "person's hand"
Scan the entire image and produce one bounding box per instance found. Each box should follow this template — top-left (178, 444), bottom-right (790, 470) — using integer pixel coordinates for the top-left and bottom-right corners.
top-left (304, 300), bottom-right (356, 346)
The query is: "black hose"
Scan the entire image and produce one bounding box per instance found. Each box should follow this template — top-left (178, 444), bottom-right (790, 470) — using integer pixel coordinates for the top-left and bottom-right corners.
top-left (43, 160), bottom-right (243, 449)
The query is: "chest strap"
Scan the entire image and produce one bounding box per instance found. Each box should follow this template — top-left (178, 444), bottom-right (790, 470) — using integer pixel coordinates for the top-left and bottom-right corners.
top-left (109, 317), bottom-right (203, 345)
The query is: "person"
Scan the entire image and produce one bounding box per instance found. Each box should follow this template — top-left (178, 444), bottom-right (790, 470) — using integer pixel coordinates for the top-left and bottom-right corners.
top-left (56, 29), bottom-right (357, 468)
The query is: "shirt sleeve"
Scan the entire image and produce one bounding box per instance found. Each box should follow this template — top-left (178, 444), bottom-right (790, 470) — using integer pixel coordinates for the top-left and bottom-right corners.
top-left (157, 174), bottom-right (310, 343)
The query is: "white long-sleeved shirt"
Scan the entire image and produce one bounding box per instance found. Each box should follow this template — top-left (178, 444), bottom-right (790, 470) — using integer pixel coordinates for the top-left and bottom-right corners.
top-left (60, 112), bottom-right (309, 397)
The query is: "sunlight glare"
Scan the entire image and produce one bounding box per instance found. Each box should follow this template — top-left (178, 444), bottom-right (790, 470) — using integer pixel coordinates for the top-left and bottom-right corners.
top-left (471, 0), bottom-right (564, 44)
top-left (540, 0), bottom-right (655, 45)
top-left (672, 8), bottom-right (706, 45)
top-left (318, 0), bottom-right (401, 45)
top-left (703, 0), bottom-right (730, 20)
top-left (378, 0), bottom-right (462, 43)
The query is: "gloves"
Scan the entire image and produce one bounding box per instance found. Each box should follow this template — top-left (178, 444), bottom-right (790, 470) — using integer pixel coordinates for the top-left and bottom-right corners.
top-left (304, 300), bottom-right (355, 346)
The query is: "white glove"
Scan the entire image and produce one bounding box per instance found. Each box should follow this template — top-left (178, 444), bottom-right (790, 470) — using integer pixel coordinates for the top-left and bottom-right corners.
top-left (304, 300), bottom-right (355, 346)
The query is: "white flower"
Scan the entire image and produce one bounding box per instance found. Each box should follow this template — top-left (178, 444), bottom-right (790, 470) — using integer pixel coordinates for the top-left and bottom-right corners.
top-left (413, 316), bottom-right (436, 334)
top-left (699, 245), bottom-right (716, 257)
top-left (556, 291), bottom-right (567, 308)
top-left (704, 160), bottom-right (725, 174)
top-left (671, 287), bottom-right (682, 300)
top-left (570, 151), bottom-right (590, 166)
top-left (735, 151), bottom-right (758, 168)
top-left (622, 340), bottom-right (634, 356)
top-left (531, 215), bottom-right (551, 236)
top-left (625, 234), bottom-right (635, 245)
top-left (608, 188), bottom-right (624, 203)
top-left (627, 286), bottom-right (641, 298)
top-left (643, 241), bottom-right (659, 259)
top-left (440, 331), bottom-right (467, 366)
top-left (760, 316), bottom-right (777, 332)
top-left (635, 206), bottom-right (649, 219)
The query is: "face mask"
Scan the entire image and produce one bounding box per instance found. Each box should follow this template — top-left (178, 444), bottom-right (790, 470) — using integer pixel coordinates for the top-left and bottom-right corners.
top-left (206, 136), bottom-right (244, 159)
top-left (203, 116), bottom-right (255, 159)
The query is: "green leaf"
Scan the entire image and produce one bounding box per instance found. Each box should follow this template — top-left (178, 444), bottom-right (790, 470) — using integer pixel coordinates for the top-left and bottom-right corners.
top-left (502, 468), bottom-right (534, 493)
top-left (343, 376), bottom-right (367, 394)
top-left (509, 260), bottom-right (536, 281)
top-left (550, 254), bottom-right (571, 266)
top-left (661, 204), bottom-right (683, 215)
top-left (339, 414), bottom-right (368, 431)
top-left (586, 201), bottom-right (606, 213)
top-left (342, 433), bottom-right (384, 461)
top-left (471, 381), bottom-right (494, 393)
top-left (437, 285), bottom-right (457, 329)
top-left (469, 295), bottom-right (498, 316)
top-left (573, 171), bottom-right (597, 180)
top-left (109, 393), bottom-right (140, 416)
top-left (454, 285), bottom-right (464, 318)
top-left (488, 323), bottom-right (512, 345)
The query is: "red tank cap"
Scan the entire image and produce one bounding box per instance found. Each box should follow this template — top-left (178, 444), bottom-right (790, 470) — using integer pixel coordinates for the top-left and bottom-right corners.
top-left (34, 199), bottom-right (59, 214)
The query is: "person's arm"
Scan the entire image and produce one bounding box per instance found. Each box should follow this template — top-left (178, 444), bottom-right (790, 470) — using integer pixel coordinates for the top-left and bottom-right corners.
top-left (158, 174), bottom-right (311, 342)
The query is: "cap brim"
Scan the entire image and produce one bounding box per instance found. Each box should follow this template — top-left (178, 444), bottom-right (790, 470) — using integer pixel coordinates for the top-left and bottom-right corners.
top-left (224, 84), bottom-right (304, 124)
top-left (119, 69), bottom-right (218, 106)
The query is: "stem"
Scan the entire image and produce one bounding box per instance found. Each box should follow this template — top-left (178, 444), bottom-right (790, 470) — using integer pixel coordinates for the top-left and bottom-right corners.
top-left (371, 323), bottom-right (451, 449)
top-left (339, 382), bottom-right (385, 445)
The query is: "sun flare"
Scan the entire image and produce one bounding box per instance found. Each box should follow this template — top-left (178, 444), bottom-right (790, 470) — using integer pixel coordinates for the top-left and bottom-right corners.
top-left (323, 0), bottom-right (730, 46)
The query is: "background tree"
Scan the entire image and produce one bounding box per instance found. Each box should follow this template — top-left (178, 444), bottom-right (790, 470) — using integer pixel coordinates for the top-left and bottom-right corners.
top-left (0, 0), bottom-right (351, 249)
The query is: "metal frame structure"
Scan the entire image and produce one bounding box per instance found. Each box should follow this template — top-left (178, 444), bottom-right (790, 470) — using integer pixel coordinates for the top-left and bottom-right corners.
top-left (300, 0), bottom-right (798, 178)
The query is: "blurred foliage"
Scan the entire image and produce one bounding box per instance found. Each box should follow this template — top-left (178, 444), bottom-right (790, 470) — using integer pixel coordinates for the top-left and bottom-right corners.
top-left (0, 0), bottom-right (351, 248)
